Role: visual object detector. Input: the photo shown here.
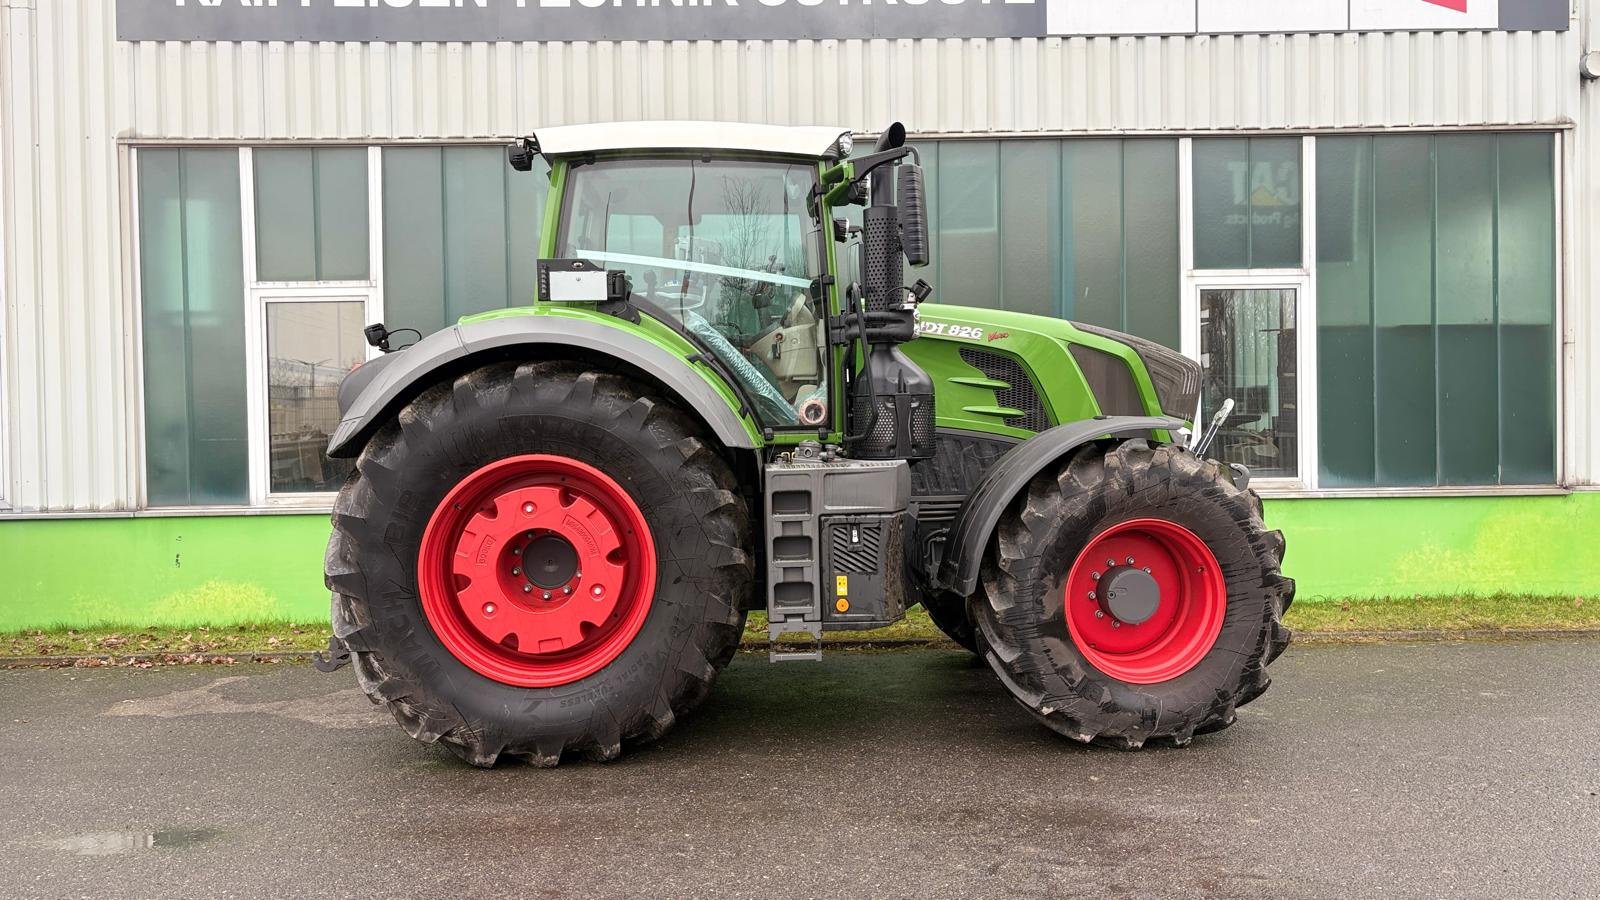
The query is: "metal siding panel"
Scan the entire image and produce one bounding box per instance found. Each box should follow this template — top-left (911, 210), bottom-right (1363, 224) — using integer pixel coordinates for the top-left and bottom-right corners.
top-left (0, 3), bottom-right (1592, 510)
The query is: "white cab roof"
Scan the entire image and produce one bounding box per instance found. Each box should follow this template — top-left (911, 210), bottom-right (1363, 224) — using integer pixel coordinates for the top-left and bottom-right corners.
top-left (532, 120), bottom-right (851, 160)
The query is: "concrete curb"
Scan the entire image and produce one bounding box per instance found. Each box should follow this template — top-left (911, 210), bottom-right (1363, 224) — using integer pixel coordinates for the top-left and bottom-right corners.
top-left (5, 628), bottom-right (1600, 668)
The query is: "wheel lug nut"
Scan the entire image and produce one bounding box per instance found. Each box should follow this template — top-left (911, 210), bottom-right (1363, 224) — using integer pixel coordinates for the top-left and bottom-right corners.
top-left (511, 567), bottom-right (521, 576)
top-left (1126, 557), bottom-right (1135, 565)
top-left (523, 584), bottom-right (533, 593)
top-left (542, 591), bottom-right (552, 601)
top-left (1144, 567), bottom-right (1152, 574)
top-left (1091, 571), bottom-right (1100, 581)
top-left (522, 502), bottom-right (534, 514)
top-left (590, 585), bottom-right (604, 598)
top-left (562, 586), bottom-right (572, 595)
top-left (1111, 621), bottom-right (1121, 629)
top-left (1106, 559), bottom-right (1116, 568)
top-left (1088, 591), bottom-right (1097, 600)
top-left (483, 603), bottom-right (496, 615)
top-left (1094, 610), bottom-right (1104, 618)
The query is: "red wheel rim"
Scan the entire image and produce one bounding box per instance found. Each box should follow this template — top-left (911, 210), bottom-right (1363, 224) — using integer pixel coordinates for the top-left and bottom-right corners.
top-left (417, 454), bottom-right (656, 688)
top-left (1062, 518), bottom-right (1226, 684)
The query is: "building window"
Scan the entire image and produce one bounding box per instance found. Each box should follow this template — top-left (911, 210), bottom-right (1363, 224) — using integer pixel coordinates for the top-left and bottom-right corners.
top-left (253, 148), bottom-right (370, 282)
top-left (381, 146), bottom-right (551, 337)
top-left (137, 148), bottom-right (250, 506)
top-left (918, 138), bottom-right (1182, 349)
top-left (1315, 133), bottom-right (1557, 487)
top-left (1193, 137), bottom-right (1303, 270)
top-left (1200, 288), bottom-right (1299, 479)
top-left (264, 300), bottom-right (366, 493)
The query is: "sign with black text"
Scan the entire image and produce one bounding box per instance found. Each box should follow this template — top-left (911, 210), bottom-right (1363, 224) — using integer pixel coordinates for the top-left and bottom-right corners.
top-left (115, 0), bottom-right (1566, 43)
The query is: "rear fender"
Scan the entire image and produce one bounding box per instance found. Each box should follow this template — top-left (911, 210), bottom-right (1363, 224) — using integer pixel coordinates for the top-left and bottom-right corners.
top-left (934, 415), bottom-right (1187, 596)
top-left (326, 316), bottom-right (759, 458)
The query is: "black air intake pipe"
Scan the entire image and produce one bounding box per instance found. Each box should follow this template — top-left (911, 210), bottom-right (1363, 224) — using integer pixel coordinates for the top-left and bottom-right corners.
top-left (850, 123), bottom-right (935, 461)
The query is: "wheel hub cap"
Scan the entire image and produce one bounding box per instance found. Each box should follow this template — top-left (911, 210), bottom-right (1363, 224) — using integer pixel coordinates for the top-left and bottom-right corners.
top-left (416, 454), bottom-right (656, 688)
top-left (1100, 566), bottom-right (1160, 624)
top-left (523, 532), bottom-right (580, 589)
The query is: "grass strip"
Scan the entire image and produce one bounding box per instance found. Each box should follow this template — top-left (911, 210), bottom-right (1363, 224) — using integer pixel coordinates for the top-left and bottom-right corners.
top-left (4, 594), bottom-right (1594, 660)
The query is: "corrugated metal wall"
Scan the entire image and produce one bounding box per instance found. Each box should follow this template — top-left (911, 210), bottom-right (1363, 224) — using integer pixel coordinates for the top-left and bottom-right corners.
top-left (0, 0), bottom-right (1592, 510)
top-left (1570, 0), bottom-right (1600, 493)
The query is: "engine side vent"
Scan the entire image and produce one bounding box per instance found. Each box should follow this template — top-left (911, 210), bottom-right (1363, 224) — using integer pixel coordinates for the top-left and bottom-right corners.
top-left (957, 347), bottom-right (1051, 433)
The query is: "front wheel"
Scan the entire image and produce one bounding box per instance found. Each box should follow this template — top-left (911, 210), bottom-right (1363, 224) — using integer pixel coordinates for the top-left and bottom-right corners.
top-left (971, 439), bottom-right (1293, 748)
top-left (324, 361), bottom-right (752, 766)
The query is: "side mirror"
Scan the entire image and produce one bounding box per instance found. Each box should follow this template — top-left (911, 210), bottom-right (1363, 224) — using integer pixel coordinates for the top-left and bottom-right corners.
top-left (897, 164), bottom-right (930, 268)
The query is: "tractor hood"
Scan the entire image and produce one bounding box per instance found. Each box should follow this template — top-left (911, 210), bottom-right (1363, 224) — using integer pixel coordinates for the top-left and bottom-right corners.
top-left (903, 303), bottom-right (1200, 437)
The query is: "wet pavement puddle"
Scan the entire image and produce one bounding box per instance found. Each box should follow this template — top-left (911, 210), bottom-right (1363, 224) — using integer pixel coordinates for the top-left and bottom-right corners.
top-left (102, 676), bottom-right (388, 730)
top-left (45, 828), bottom-right (222, 857)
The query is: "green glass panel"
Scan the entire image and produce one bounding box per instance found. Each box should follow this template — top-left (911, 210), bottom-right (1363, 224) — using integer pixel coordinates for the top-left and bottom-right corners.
top-left (253, 149), bottom-right (317, 281)
top-left (1122, 139), bottom-right (1181, 348)
top-left (1496, 133), bottom-right (1557, 484)
top-left (255, 148), bottom-right (368, 281)
top-left (1434, 135), bottom-right (1499, 485)
top-left (443, 147), bottom-right (511, 323)
top-left (1372, 136), bottom-right (1437, 486)
top-left (1192, 139), bottom-right (1251, 269)
top-left (998, 140), bottom-right (1058, 319)
top-left (1248, 138), bottom-right (1303, 268)
top-left (137, 151), bottom-right (192, 505)
top-left (1062, 140), bottom-right (1122, 328)
top-left (381, 147), bottom-right (448, 336)
top-left (1315, 137), bottom-right (1377, 487)
top-left (139, 149), bottom-right (248, 506)
top-left (1194, 138), bottom-right (1302, 270)
top-left (934, 141), bottom-right (1001, 308)
top-left (313, 148), bottom-right (370, 280)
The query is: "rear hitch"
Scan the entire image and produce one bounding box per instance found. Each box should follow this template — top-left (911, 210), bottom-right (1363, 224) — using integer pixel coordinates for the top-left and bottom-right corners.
top-left (311, 636), bottom-right (351, 673)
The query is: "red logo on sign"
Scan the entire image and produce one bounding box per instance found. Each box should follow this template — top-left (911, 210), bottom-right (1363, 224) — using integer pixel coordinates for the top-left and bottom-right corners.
top-left (1422, 0), bottom-right (1467, 11)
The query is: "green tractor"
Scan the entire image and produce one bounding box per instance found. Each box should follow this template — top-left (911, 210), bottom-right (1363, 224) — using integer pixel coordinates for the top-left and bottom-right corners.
top-left (321, 121), bottom-right (1293, 766)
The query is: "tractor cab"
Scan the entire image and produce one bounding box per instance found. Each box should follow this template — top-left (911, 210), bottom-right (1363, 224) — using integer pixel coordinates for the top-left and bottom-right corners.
top-left (510, 120), bottom-right (936, 460)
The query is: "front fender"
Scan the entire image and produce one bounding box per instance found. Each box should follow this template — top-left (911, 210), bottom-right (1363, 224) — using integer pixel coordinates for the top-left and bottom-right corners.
top-left (326, 314), bottom-right (760, 458)
top-left (934, 415), bottom-right (1186, 596)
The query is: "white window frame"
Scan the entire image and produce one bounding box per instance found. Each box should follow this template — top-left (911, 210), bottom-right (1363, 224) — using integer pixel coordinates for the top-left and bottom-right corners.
top-left (0, 124), bottom-right (9, 510)
top-left (239, 146), bottom-right (385, 509)
top-left (1180, 136), bottom-right (1320, 493)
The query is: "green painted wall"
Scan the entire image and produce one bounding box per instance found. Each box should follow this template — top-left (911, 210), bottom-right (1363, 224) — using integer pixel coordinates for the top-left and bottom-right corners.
top-left (1265, 493), bottom-right (1599, 601)
top-left (1, 493), bottom-right (1596, 631)
top-left (1, 515), bottom-right (331, 631)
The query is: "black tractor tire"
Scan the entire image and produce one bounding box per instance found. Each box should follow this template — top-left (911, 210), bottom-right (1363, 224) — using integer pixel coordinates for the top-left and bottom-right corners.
top-left (971, 439), bottom-right (1293, 749)
top-left (324, 360), bottom-right (752, 767)
top-left (920, 593), bottom-right (979, 654)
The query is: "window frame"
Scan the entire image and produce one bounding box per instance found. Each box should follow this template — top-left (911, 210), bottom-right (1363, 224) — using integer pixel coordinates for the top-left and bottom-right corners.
top-left (1181, 137), bottom-right (1319, 493)
top-left (240, 146), bottom-right (386, 509)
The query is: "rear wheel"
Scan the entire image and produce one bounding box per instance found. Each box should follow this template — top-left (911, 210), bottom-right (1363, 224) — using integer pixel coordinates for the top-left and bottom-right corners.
top-left (972, 439), bottom-right (1292, 748)
top-left (325, 360), bottom-right (752, 766)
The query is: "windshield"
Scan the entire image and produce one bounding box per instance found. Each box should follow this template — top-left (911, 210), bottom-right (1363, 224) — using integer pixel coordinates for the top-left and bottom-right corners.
top-left (558, 158), bottom-right (828, 427)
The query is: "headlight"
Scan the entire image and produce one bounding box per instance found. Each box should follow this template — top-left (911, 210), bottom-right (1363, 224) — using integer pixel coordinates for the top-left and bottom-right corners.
top-left (1071, 324), bottom-right (1200, 421)
top-left (829, 131), bottom-right (854, 159)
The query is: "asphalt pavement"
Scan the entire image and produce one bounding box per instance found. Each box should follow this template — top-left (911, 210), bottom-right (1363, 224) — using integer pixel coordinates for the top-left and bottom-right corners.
top-left (2, 639), bottom-right (1597, 899)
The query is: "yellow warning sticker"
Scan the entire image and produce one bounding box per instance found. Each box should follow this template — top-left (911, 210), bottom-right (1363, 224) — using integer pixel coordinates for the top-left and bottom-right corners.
top-left (835, 575), bottom-right (849, 595)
